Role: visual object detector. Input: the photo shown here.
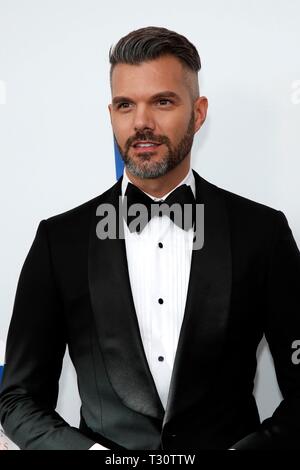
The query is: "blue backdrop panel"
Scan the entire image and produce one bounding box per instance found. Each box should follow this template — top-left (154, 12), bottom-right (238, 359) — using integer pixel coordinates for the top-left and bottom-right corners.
top-left (114, 137), bottom-right (124, 180)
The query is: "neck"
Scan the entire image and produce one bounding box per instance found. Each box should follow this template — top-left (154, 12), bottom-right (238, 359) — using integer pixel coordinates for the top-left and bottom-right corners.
top-left (125, 155), bottom-right (191, 198)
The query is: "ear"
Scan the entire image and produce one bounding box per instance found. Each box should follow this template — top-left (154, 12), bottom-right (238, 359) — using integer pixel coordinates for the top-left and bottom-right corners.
top-left (194, 96), bottom-right (208, 133)
top-left (108, 103), bottom-right (112, 122)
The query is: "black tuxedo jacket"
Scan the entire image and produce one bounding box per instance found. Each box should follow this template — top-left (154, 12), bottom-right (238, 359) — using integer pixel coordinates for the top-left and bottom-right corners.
top-left (1, 170), bottom-right (300, 450)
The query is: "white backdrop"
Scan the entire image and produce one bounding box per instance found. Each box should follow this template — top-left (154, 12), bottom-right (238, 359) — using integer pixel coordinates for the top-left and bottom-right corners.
top-left (0, 0), bottom-right (299, 443)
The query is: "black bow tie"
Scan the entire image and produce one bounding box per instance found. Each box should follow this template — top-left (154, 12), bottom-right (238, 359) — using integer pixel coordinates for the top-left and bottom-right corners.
top-left (123, 182), bottom-right (196, 233)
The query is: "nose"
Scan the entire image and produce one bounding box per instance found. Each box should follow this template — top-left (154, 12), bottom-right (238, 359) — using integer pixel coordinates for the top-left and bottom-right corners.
top-left (133, 105), bottom-right (155, 133)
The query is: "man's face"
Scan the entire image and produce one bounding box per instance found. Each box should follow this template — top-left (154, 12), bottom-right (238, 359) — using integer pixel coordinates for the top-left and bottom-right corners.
top-left (108, 55), bottom-right (207, 179)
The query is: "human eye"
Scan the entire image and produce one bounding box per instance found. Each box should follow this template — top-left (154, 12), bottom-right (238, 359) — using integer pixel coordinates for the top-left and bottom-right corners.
top-left (117, 102), bottom-right (131, 109)
top-left (157, 98), bottom-right (173, 106)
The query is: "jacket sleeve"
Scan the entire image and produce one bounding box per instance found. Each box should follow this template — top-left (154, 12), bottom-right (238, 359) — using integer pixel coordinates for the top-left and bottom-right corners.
top-left (0, 220), bottom-right (95, 450)
top-left (232, 210), bottom-right (300, 450)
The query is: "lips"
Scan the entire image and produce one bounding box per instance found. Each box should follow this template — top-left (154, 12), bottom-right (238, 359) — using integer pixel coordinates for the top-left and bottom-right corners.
top-left (132, 141), bottom-right (161, 148)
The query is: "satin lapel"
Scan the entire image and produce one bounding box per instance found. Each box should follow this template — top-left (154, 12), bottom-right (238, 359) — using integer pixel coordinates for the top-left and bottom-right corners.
top-left (163, 170), bottom-right (232, 427)
top-left (88, 177), bottom-right (165, 421)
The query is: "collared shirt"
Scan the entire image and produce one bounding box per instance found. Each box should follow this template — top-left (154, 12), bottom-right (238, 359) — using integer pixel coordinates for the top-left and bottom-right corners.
top-left (121, 167), bottom-right (195, 410)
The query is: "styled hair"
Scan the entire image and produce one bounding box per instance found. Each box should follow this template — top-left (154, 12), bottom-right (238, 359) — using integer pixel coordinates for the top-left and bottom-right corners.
top-left (109, 26), bottom-right (201, 87)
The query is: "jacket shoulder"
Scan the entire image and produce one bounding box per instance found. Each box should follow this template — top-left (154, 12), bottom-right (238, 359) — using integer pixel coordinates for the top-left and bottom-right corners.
top-left (193, 171), bottom-right (285, 242)
top-left (44, 178), bottom-right (121, 229)
top-left (219, 185), bottom-right (280, 218)
top-left (202, 178), bottom-right (289, 257)
top-left (199, 174), bottom-right (282, 220)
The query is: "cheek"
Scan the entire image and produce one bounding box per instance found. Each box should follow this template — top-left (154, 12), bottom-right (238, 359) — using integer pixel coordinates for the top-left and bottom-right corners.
top-left (158, 115), bottom-right (189, 141)
top-left (112, 118), bottom-right (130, 143)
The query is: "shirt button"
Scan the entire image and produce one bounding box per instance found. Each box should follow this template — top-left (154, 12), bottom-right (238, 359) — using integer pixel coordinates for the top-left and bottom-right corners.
top-left (158, 356), bottom-right (164, 362)
top-left (158, 242), bottom-right (163, 248)
top-left (158, 298), bottom-right (164, 304)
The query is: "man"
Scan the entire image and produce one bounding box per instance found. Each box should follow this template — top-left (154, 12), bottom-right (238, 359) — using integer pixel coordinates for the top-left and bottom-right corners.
top-left (0, 26), bottom-right (300, 450)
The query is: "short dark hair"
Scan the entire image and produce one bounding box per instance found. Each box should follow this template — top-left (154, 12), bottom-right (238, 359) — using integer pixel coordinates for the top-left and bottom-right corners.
top-left (109, 26), bottom-right (201, 85)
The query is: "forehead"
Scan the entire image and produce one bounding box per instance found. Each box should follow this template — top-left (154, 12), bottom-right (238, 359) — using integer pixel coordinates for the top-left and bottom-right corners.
top-left (111, 55), bottom-right (189, 98)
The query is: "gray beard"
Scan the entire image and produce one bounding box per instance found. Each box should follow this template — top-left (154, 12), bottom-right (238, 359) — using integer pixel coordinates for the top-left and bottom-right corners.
top-left (117, 112), bottom-right (195, 179)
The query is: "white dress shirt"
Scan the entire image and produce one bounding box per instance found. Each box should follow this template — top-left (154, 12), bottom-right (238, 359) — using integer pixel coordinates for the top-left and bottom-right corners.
top-left (90, 167), bottom-right (195, 450)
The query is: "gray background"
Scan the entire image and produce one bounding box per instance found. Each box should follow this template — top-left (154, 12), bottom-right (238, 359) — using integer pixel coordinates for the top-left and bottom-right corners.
top-left (0, 0), bottom-right (299, 444)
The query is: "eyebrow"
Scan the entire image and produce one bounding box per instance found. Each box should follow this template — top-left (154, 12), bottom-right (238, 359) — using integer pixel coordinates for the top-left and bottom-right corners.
top-left (112, 91), bottom-right (181, 106)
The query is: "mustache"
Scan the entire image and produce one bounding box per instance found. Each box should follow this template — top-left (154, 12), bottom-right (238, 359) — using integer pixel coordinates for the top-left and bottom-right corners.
top-left (126, 133), bottom-right (170, 149)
